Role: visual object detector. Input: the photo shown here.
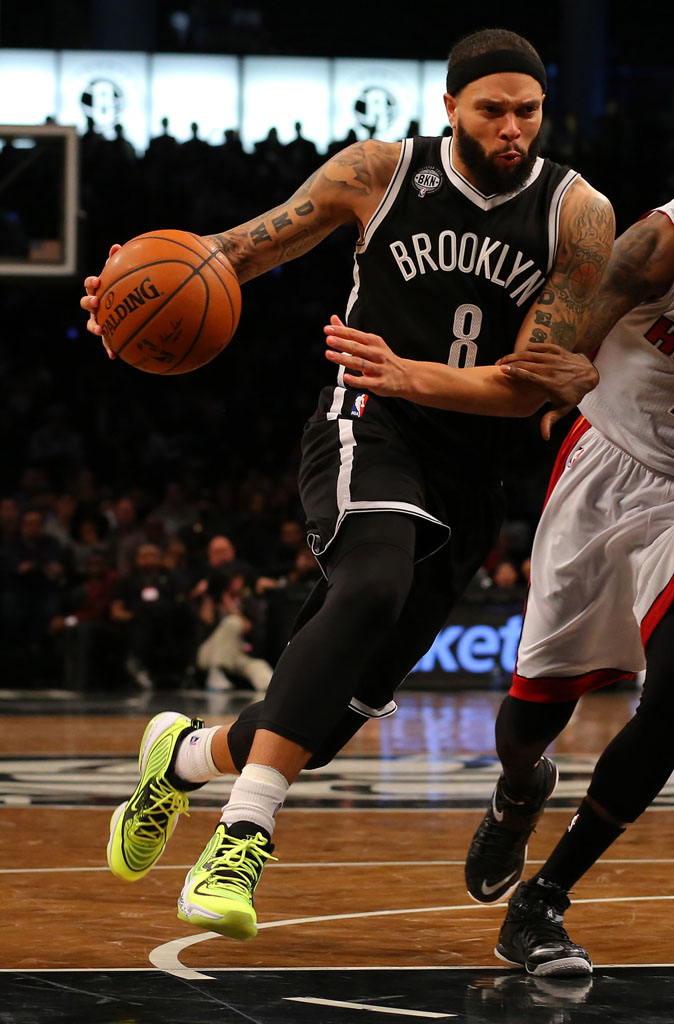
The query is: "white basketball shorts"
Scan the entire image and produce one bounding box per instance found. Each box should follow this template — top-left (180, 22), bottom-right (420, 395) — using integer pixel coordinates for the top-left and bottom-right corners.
top-left (511, 417), bottom-right (674, 703)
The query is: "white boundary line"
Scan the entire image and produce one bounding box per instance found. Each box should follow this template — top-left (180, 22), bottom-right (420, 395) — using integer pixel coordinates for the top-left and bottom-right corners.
top-left (3, 857), bottom-right (674, 875)
top-left (4, 963), bottom-right (674, 974)
top-left (286, 995), bottom-right (455, 1018)
top-left (148, 894), bottom-right (674, 981)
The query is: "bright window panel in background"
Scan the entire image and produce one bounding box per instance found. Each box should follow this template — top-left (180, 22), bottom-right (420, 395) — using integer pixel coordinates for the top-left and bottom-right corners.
top-left (241, 56), bottom-right (330, 153)
top-left (421, 61), bottom-right (450, 137)
top-left (58, 51), bottom-right (150, 153)
top-left (150, 54), bottom-right (239, 145)
top-left (0, 50), bottom-right (57, 125)
top-left (332, 59), bottom-right (421, 143)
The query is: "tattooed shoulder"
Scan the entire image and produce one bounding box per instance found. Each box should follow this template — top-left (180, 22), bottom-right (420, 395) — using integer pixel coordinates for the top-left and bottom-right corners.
top-left (522, 182), bottom-right (615, 351)
top-left (606, 213), bottom-right (674, 301)
top-left (323, 139), bottom-right (401, 194)
top-left (548, 180), bottom-right (615, 313)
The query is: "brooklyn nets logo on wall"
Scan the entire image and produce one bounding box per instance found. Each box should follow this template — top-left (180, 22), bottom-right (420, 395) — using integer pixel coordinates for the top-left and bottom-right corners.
top-left (354, 86), bottom-right (397, 137)
top-left (80, 78), bottom-right (125, 134)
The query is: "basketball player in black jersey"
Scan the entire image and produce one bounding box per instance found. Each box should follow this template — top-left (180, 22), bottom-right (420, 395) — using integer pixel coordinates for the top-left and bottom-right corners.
top-left (81, 29), bottom-right (614, 942)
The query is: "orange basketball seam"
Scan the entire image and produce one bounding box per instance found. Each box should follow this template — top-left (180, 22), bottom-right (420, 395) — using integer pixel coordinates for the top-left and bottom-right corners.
top-left (109, 256), bottom-right (218, 360)
top-left (155, 271), bottom-right (212, 375)
top-left (153, 252), bottom-right (238, 376)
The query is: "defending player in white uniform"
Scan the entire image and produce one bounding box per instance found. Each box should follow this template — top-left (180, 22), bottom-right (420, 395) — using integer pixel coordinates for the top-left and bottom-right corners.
top-left (512, 198), bottom-right (674, 701)
top-left (325, 198), bottom-right (674, 976)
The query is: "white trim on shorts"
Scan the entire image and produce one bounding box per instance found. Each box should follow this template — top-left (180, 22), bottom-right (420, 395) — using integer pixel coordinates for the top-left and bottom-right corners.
top-left (306, 419), bottom-right (450, 574)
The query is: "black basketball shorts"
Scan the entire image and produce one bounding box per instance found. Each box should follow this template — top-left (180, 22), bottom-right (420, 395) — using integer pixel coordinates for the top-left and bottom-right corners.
top-left (299, 385), bottom-right (452, 568)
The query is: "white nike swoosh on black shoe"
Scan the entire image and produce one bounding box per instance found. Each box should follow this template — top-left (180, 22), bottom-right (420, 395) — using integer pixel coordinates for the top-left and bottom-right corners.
top-left (481, 871), bottom-right (517, 897)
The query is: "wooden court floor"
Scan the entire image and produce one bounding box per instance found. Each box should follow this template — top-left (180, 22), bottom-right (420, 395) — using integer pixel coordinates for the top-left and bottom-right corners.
top-left (2, 684), bottom-right (674, 1022)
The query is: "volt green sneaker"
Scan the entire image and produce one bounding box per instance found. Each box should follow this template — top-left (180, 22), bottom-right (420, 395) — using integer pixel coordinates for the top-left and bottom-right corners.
top-left (107, 711), bottom-right (204, 882)
top-left (177, 821), bottom-right (276, 940)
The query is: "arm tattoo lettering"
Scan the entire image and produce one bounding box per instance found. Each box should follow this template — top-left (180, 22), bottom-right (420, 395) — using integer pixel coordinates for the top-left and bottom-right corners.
top-left (530, 327), bottom-right (547, 343)
top-left (205, 140), bottom-right (396, 281)
top-left (534, 310), bottom-right (552, 326)
top-left (250, 222), bottom-right (272, 245)
top-left (271, 211), bottom-right (293, 232)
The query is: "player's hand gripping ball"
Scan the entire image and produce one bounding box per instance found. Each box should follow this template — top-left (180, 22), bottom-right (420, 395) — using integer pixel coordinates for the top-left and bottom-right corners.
top-left (95, 229), bottom-right (241, 374)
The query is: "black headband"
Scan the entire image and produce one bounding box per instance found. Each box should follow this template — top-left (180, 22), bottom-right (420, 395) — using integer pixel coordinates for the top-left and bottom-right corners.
top-left (446, 49), bottom-right (547, 96)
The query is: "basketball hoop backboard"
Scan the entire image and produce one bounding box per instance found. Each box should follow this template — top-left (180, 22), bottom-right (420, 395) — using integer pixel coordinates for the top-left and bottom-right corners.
top-left (0, 124), bottom-right (79, 277)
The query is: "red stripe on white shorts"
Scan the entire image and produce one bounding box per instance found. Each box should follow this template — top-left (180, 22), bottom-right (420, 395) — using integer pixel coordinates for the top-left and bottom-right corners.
top-left (641, 572), bottom-right (674, 647)
top-left (510, 666), bottom-right (636, 703)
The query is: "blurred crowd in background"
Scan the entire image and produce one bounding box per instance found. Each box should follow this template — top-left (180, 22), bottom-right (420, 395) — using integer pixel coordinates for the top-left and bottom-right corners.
top-left (1, 101), bottom-right (672, 691)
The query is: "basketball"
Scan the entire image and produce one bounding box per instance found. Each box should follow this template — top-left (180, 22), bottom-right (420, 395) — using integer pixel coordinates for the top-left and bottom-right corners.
top-left (95, 229), bottom-right (241, 374)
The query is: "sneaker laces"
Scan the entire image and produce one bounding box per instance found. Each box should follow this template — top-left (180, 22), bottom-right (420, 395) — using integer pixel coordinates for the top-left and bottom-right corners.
top-left (517, 912), bottom-right (574, 951)
top-left (131, 777), bottom-right (189, 842)
top-left (512, 883), bottom-right (574, 948)
top-left (207, 833), bottom-right (277, 899)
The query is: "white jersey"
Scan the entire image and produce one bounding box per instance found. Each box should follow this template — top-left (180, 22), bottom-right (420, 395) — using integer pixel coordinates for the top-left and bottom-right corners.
top-left (579, 200), bottom-right (674, 477)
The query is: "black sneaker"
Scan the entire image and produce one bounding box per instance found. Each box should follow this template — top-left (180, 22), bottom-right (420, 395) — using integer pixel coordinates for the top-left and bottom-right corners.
top-left (465, 756), bottom-right (558, 903)
top-left (495, 878), bottom-right (593, 976)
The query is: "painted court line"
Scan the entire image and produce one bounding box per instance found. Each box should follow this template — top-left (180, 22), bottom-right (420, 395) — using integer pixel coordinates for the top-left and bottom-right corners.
top-left (3, 857), bottom-right (674, 875)
top-left (148, 895), bottom-right (674, 981)
top-left (286, 995), bottom-right (455, 1017)
top-left (5, 963), bottom-right (674, 974)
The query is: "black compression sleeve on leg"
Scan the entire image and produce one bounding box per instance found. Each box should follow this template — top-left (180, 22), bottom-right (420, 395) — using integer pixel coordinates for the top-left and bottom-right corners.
top-left (256, 513), bottom-right (416, 750)
top-left (228, 700), bottom-right (371, 771)
top-left (228, 512), bottom-right (416, 756)
top-left (227, 700), bottom-right (265, 772)
top-left (534, 797), bottom-right (625, 892)
top-left (495, 694), bottom-right (577, 797)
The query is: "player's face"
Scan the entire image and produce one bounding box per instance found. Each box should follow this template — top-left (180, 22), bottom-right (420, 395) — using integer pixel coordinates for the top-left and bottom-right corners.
top-left (444, 73), bottom-right (544, 195)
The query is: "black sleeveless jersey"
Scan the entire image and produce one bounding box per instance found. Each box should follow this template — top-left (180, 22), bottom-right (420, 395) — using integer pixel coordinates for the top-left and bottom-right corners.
top-left (331, 134), bottom-right (578, 483)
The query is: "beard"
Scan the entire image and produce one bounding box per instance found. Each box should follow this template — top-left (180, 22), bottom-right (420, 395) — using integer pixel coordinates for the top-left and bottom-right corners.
top-left (454, 122), bottom-right (541, 196)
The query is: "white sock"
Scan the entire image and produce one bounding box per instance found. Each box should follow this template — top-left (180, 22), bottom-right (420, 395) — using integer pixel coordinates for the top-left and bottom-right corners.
top-left (173, 726), bottom-right (222, 785)
top-left (220, 763), bottom-right (288, 837)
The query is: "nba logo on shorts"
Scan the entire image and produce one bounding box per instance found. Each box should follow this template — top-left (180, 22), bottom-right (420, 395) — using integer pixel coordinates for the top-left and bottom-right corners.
top-left (351, 394), bottom-right (369, 418)
top-left (567, 446), bottom-right (584, 468)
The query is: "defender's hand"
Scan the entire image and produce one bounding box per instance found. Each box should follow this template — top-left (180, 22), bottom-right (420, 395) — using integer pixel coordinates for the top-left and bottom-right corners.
top-left (538, 404), bottom-right (575, 441)
top-left (324, 315), bottom-right (410, 397)
top-left (497, 343), bottom-right (598, 438)
top-left (79, 243), bottom-right (122, 356)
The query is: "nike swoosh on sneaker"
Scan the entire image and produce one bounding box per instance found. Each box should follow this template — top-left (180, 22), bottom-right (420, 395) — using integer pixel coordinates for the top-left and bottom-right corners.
top-left (480, 871), bottom-right (517, 896)
top-left (492, 792), bottom-right (504, 823)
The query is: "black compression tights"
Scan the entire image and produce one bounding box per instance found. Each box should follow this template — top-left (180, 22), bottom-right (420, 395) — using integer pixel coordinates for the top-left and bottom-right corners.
top-left (495, 603), bottom-right (674, 821)
top-left (587, 603), bottom-right (674, 823)
top-left (495, 694), bottom-right (577, 796)
top-left (246, 512), bottom-right (417, 752)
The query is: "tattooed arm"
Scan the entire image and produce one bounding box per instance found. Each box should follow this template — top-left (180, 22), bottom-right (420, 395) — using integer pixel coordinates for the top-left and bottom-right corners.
top-left (561, 207), bottom-right (674, 354)
top-left (513, 177), bottom-right (615, 355)
top-left (202, 140), bottom-right (400, 283)
top-left (81, 140), bottom-right (400, 336)
top-left (495, 206), bottom-right (674, 433)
